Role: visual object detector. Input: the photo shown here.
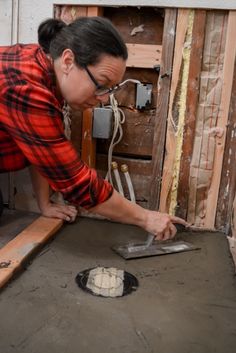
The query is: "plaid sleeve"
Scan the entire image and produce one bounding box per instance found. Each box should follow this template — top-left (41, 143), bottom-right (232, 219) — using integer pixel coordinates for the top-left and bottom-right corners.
top-left (1, 73), bottom-right (113, 209)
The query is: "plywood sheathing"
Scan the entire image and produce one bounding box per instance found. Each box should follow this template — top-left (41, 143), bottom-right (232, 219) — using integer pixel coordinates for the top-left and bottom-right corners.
top-left (188, 11), bottom-right (236, 228)
top-left (159, 9), bottom-right (194, 213)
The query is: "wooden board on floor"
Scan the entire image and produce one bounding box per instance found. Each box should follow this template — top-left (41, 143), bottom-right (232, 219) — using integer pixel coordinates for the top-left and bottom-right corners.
top-left (0, 217), bottom-right (63, 289)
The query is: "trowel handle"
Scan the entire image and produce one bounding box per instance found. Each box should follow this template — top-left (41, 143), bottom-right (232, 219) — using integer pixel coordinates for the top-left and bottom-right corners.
top-left (145, 233), bottom-right (155, 247)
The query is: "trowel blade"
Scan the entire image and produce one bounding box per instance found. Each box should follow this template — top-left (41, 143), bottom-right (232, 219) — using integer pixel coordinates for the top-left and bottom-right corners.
top-left (112, 240), bottom-right (200, 260)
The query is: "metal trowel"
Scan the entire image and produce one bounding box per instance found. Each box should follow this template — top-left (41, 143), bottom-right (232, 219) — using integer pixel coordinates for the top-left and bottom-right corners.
top-left (112, 224), bottom-right (199, 260)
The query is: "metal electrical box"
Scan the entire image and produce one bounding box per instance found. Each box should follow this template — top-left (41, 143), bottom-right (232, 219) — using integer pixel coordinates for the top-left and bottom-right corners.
top-left (136, 83), bottom-right (152, 110)
top-left (92, 107), bottom-right (113, 139)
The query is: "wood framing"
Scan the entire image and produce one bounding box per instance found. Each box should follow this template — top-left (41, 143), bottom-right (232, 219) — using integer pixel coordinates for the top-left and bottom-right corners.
top-left (158, 8), bottom-right (192, 213)
top-left (216, 21), bottom-right (236, 232)
top-left (0, 217), bottom-right (62, 289)
top-left (204, 11), bottom-right (236, 228)
top-left (149, 8), bottom-right (177, 210)
top-left (176, 10), bottom-right (207, 220)
top-left (81, 109), bottom-right (96, 167)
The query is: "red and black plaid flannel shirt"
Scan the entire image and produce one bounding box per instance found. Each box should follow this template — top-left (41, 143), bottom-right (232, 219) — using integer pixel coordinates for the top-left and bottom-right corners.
top-left (0, 44), bottom-right (113, 208)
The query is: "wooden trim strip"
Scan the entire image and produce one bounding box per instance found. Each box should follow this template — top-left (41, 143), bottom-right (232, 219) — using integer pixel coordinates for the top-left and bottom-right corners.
top-left (0, 217), bottom-right (63, 289)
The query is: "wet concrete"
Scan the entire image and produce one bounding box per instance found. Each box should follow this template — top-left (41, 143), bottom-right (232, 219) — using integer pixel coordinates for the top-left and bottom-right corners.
top-left (0, 215), bottom-right (236, 353)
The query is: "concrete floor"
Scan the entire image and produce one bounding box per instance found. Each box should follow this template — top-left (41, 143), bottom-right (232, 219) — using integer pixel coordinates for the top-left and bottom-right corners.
top-left (0, 210), bottom-right (236, 353)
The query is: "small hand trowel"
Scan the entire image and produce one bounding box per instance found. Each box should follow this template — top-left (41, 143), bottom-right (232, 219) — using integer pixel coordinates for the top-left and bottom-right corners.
top-left (112, 224), bottom-right (199, 260)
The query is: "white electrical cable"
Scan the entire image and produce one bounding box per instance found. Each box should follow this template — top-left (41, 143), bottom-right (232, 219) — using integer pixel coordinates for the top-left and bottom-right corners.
top-left (105, 94), bottom-right (125, 186)
top-left (63, 102), bottom-right (72, 140)
top-left (121, 164), bottom-right (136, 203)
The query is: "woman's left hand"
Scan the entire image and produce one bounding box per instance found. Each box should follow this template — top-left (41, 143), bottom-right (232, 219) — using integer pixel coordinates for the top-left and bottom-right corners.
top-left (40, 202), bottom-right (78, 222)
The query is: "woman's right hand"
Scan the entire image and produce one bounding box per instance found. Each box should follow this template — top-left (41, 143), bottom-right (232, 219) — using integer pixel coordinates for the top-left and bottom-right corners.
top-left (143, 209), bottom-right (188, 241)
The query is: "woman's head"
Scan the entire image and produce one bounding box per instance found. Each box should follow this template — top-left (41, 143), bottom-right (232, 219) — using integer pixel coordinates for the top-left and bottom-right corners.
top-left (38, 17), bottom-right (128, 66)
top-left (38, 17), bottom-right (127, 109)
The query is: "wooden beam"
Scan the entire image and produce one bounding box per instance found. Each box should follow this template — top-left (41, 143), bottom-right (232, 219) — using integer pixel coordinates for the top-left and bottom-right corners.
top-left (204, 11), bottom-right (236, 228)
top-left (215, 28), bottom-right (236, 232)
top-left (0, 217), bottom-right (63, 289)
top-left (126, 44), bottom-right (162, 68)
top-left (81, 109), bottom-right (96, 167)
top-left (80, 6), bottom-right (103, 168)
top-left (176, 10), bottom-right (207, 220)
top-left (149, 8), bottom-right (177, 211)
top-left (158, 8), bottom-right (191, 213)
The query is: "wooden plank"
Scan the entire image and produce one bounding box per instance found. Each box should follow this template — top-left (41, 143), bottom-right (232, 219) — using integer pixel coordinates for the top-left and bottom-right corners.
top-left (81, 109), bottom-right (96, 167)
top-left (215, 36), bottom-right (236, 232)
top-left (126, 44), bottom-right (162, 68)
top-left (149, 8), bottom-right (177, 211)
top-left (176, 10), bottom-right (207, 220)
top-left (87, 6), bottom-right (103, 17)
top-left (204, 11), bottom-right (236, 228)
top-left (187, 11), bottom-right (228, 226)
top-left (158, 9), bottom-right (191, 213)
top-left (0, 217), bottom-right (62, 288)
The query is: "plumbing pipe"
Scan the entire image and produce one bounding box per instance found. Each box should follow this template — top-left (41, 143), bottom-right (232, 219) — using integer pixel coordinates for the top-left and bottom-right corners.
top-left (121, 164), bottom-right (136, 203)
top-left (111, 161), bottom-right (124, 196)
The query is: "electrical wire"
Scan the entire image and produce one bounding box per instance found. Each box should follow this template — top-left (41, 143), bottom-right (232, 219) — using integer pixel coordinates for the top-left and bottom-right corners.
top-left (105, 94), bottom-right (125, 185)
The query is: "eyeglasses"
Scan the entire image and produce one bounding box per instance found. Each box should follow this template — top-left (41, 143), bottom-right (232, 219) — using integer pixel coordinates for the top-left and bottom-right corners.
top-left (84, 66), bottom-right (141, 96)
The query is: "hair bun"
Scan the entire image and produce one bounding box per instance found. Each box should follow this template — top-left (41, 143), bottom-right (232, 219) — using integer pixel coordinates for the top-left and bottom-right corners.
top-left (38, 18), bottom-right (66, 54)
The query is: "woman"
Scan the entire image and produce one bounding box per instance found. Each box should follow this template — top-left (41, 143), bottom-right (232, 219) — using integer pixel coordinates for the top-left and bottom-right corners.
top-left (0, 17), bottom-right (186, 240)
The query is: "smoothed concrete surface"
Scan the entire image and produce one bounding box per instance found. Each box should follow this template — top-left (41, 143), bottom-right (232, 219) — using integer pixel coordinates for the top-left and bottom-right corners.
top-left (0, 216), bottom-right (236, 353)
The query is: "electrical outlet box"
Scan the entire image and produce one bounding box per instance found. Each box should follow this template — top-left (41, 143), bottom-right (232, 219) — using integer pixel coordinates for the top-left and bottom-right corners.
top-left (92, 107), bottom-right (113, 139)
top-left (136, 83), bottom-right (152, 110)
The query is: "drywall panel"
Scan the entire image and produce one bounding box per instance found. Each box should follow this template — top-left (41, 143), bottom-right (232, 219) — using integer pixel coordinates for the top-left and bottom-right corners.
top-left (0, 0), bottom-right (12, 45)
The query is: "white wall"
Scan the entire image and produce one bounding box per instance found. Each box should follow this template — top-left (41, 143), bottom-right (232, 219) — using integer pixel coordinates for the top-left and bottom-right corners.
top-left (0, 0), bottom-right (13, 45)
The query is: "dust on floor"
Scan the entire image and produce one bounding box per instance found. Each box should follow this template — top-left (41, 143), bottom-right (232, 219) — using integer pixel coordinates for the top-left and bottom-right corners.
top-left (0, 214), bottom-right (236, 353)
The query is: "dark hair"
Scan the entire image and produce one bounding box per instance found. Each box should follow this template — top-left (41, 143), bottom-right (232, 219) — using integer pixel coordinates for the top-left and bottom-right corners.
top-left (38, 17), bottom-right (128, 67)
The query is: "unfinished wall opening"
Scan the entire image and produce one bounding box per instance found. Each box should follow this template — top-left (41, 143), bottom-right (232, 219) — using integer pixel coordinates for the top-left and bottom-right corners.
top-left (55, 5), bottom-right (167, 209)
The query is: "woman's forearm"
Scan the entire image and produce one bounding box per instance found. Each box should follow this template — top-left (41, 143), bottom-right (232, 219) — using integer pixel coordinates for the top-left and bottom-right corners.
top-left (29, 165), bottom-right (77, 221)
top-left (29, 165), bottom-right (51, 211)
top-left (90, 189), bottom-right (187, 240)
top-left (90, 189), bottom-right (147, 228)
